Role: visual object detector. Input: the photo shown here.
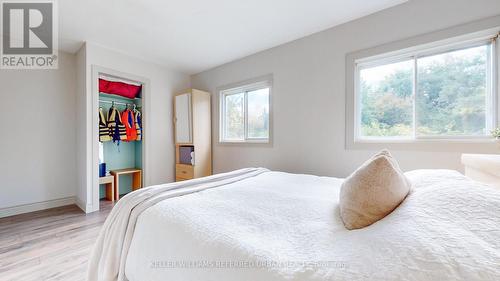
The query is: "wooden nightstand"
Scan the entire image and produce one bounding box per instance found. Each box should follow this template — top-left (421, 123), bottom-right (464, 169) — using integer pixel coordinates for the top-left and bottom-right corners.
top-left (461, 154), bottom-right (500, 189)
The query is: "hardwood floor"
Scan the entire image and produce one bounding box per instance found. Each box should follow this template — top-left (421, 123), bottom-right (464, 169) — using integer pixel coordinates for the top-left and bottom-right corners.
top-left (0, 201), bottom-right (113, 281)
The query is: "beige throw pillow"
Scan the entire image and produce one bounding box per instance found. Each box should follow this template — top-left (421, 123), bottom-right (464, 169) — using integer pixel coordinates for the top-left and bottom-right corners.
top-left (339, 150), bottom-right (410, 230)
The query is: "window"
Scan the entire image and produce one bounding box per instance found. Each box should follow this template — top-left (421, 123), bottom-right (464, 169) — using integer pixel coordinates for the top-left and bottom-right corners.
top-left (220, 80), bottom-right (271, 143)
top-left (355, 31), bottom-right (497, 141)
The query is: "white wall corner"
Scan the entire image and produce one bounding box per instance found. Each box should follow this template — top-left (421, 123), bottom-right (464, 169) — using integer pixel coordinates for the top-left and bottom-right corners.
top-left (75, 196), bottom-right (94, 213)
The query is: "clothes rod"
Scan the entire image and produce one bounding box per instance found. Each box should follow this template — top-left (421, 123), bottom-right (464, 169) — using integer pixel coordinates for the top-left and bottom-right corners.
top-left (99, 100), bottom-right (135, 107)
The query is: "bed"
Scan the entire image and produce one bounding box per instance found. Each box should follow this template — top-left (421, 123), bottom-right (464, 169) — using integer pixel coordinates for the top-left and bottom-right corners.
top-left (88, 168), bottom-right (500, 281)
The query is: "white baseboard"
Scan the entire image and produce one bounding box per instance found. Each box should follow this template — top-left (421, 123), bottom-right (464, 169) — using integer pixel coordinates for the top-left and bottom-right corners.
top-left (0, 197), bottom-right (77, 218)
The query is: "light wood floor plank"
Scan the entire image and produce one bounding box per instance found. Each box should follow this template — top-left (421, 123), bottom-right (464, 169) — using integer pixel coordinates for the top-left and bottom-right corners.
top-left (0, 201), bottom-right (113, 281)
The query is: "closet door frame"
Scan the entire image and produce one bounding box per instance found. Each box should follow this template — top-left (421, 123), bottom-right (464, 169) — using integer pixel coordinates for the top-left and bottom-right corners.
top-left (90, 65), bottom-right (151, 212)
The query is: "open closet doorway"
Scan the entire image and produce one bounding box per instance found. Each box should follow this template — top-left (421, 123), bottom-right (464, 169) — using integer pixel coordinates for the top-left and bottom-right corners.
top-left (91, 66), bottom-right (150, 212)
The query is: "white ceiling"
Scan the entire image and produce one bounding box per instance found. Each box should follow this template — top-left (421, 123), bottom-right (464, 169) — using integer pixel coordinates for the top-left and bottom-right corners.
top-left (60, 0), bottom-right (407, 74)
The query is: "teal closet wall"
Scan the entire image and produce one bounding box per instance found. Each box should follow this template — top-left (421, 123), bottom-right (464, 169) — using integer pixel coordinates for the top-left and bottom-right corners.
top-left (99, 94), bottom-right (142, 199)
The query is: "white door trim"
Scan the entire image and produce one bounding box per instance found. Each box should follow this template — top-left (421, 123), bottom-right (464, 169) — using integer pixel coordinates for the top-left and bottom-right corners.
top-left (89, 65), bottom-right (151, 212)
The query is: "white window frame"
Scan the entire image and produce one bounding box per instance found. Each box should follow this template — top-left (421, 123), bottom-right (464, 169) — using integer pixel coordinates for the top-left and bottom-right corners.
top-left (219, 78), bottom-right (272, 144)
top-left (353, 29), bottom-right (499, 143)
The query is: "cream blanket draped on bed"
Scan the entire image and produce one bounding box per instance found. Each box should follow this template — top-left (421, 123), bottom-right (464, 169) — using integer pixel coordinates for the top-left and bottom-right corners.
top-left (87, 168), bottom-right (269, 281)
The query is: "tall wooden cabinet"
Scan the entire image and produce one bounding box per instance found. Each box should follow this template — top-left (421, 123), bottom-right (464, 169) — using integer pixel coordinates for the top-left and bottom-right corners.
top-left (174, 89), bottom-right (212, 181)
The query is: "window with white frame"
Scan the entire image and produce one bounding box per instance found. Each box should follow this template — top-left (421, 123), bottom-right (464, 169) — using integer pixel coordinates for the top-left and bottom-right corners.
top-left (355, 31), bottom-right (498, 141)
top-left (219, 80), bottom-right (271, 143)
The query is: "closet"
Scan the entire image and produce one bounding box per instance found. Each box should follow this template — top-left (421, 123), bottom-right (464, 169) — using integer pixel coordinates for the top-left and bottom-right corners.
top-left (98, 76), bottom-right (143, 201)
top-left (174, 89), bottom-right (212, 181)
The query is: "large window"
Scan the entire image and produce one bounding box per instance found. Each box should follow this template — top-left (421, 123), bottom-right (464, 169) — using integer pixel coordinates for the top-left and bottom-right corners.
top-left (220, 79), bottom-right (271, 143)
top-left (355, 33), bottom-right (497, 140)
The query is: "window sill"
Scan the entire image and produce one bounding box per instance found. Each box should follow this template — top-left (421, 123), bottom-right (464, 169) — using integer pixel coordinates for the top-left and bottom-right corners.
top-left (218, 139), bottom-right (271, 145)
top-left (348, 137), bottom-right (498, 152)
top-left (354, 137), bottom-right (495, 144)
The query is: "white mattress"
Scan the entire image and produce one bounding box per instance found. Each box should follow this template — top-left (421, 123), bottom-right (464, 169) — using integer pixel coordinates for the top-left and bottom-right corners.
top-left (125, 170), bottom-right (500, 281)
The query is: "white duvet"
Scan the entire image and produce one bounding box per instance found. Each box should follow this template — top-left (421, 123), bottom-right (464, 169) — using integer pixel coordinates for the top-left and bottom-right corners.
top-left (123, 169), bottom-right (500, 281)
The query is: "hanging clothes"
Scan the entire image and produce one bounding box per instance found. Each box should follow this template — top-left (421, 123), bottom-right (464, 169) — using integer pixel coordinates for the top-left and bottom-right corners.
top-left (134, 109), bottom-right (142, 141)
top-left (107, 106), bottom-right (127, 143)
top-left (121, 109), bottom-right (137, 141)
top-left (99, 107), bottom-right (112, 142)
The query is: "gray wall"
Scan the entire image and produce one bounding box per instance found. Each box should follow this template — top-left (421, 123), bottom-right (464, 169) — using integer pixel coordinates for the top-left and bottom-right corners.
top-left (192, 0), bottom-right (500, 177)
top-left (0, 52), bottom-right (77, 208)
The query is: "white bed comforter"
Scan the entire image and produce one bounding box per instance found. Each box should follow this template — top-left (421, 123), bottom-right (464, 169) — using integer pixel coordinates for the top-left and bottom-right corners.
top-left (90, 168), bottom-right (500, 281)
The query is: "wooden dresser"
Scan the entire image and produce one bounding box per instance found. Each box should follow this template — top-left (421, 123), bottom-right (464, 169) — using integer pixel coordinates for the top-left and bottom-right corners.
top-left (461, 154), bottom-right (500, 189)
top-left (174, 89), bottom-right (212, 181)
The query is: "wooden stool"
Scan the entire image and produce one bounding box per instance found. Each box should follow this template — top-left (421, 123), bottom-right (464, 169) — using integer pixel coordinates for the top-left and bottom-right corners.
top-left (110, 168), bottom-right (142, 201)
top-left (99, 175), bottom-right (115, 202)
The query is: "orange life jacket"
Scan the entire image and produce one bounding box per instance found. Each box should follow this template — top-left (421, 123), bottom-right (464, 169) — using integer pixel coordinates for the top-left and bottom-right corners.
top-left (134, 110), bottom-right (142, 141)
top-left (121, 109), bottom-right (137, 142)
